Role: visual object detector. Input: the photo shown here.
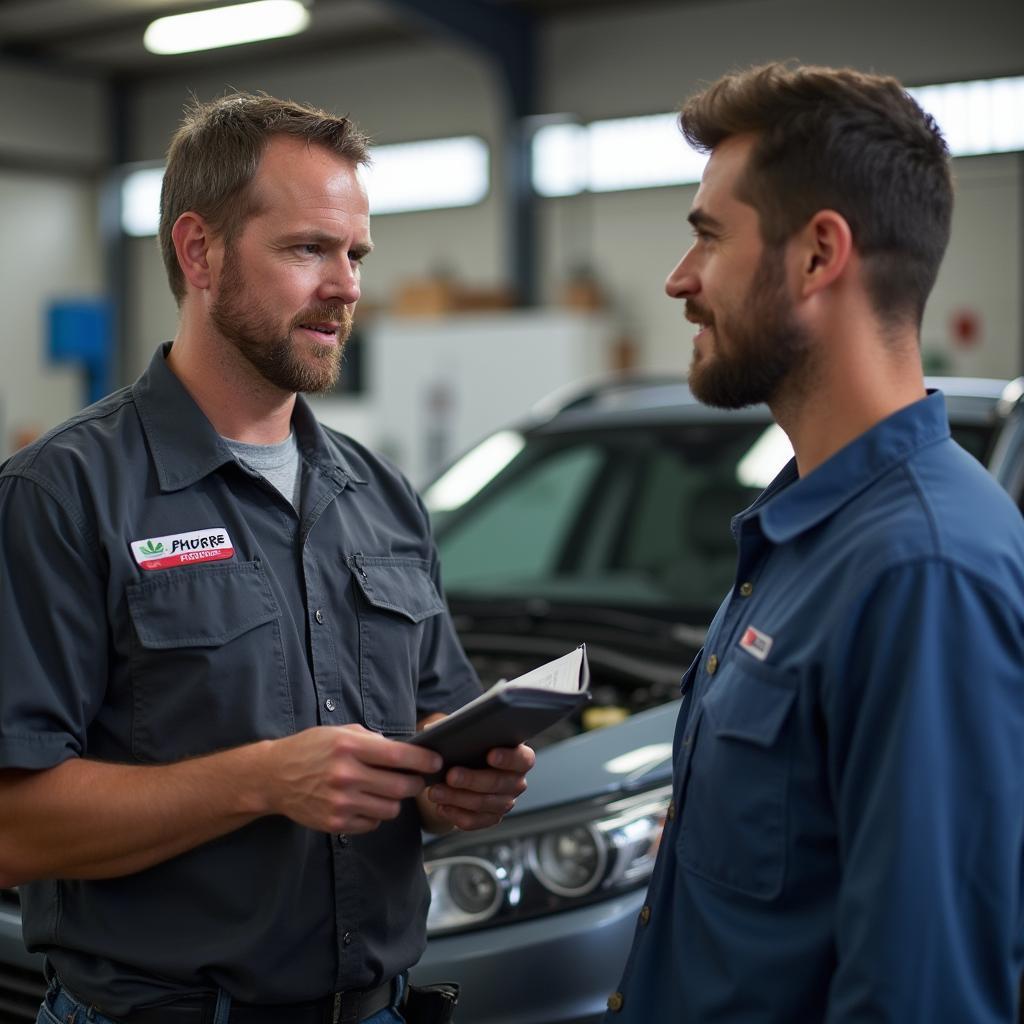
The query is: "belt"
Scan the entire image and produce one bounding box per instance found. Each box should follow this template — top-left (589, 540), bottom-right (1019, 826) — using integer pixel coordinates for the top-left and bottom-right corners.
top-left (123, 980), bottom-right (394, 1024)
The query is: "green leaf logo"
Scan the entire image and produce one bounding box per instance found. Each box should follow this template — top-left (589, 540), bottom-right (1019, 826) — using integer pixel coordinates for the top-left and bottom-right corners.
top-left (140, 540), bottom-right (164, 555)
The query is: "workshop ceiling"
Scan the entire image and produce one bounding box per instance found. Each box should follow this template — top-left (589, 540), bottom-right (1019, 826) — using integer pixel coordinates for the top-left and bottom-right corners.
top-left (0, 0), bottom-right (685, 80)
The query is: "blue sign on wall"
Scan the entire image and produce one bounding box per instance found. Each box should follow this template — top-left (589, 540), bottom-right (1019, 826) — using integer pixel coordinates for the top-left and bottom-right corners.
top-left (47, 299), bottom-right (114, 407)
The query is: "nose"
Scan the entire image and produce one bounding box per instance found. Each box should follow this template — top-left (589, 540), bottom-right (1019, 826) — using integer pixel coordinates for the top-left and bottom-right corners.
top-left (665, 248), bottom-right (698, 300)
top-left (317, 256), bottom-right (361, 306)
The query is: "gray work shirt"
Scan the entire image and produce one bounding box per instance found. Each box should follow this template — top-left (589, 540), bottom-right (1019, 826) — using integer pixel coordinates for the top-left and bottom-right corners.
top-left (0, 344), bottom-right (481, 1015)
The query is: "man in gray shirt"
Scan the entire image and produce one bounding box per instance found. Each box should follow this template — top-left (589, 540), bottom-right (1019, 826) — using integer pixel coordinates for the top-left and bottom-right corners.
top-left (0, 92), bottom-right (534, 1023)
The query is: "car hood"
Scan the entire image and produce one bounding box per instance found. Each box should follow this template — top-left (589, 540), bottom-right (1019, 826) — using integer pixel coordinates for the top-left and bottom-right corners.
top-left (509, 699), bottom-right (680, 815)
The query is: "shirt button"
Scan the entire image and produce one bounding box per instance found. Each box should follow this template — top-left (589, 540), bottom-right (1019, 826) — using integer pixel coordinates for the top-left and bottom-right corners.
top-left (342, 931), bottom-right (353, 946)
top-left (639, 905), bottom-right (651, 926)
top-left (324, 698), bottom-right (336, 712)
top-left (739, 581), bottom-right (754, 597)
top-left (707, 654), bottom-right (719, 675)
top-left (336, 834), bottom-right (349, 847)
top-left (607, 992), bottom-right (624, 1013)
top-left (315, 609), bottom-right (324, 624)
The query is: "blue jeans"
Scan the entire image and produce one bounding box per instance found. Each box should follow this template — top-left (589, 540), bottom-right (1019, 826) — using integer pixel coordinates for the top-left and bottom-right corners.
top-left (38, 975), bottom-right (407, 1024)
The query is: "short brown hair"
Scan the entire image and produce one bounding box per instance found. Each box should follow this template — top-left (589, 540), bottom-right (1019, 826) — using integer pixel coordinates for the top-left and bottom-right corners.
top-left (159, 91), bottom-right (371, 303)
top-left (681, 62), bottom-right (952, 328)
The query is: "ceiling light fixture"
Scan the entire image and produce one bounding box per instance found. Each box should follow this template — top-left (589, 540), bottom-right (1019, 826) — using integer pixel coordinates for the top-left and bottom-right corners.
top-left (144, 0), bottom-right (311, 55)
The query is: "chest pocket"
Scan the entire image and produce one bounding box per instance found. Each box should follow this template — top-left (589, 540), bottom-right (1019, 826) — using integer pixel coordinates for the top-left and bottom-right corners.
top-left (126, 561), bottom-right (290, 762)
top-left (677, 659), bottom-right (796, 900)
top-left (348, 555), bottom-right (445, 736)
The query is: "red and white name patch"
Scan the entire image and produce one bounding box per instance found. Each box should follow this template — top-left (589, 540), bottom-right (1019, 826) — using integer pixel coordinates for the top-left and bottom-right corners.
top-left (739, 625), bottom-right (773, 661)
top-left (131, 528), bottom-right (235, 571)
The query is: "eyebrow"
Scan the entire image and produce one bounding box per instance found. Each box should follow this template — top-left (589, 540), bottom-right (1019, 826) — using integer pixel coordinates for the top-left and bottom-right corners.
top-left (282, 231), bottom-right (374, 258)
top-left (687, 208), bottom-right (724, 232)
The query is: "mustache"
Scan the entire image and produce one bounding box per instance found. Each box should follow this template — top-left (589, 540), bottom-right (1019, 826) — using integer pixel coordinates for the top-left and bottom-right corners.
top-left (685, 300), bottom-right (714, 326)
top-left (291, 306), bottom-right (352, 329)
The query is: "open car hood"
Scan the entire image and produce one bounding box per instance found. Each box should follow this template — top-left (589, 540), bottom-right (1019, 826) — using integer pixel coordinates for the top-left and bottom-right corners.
top-left (508, 699), bottom-right (680, 815)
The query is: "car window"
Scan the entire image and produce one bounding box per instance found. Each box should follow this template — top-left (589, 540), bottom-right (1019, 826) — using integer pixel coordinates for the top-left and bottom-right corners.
top-left (949, 424), bottom-right (994, 463)
top-left (437, 444), bottom-right (605, 588)
top-left (436, 424), bottom-right (765, 613)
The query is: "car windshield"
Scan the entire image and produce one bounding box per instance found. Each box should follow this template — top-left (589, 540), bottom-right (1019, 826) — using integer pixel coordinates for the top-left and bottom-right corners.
top-left (430, 421), bottom-right (770, 613)
top-left (428, 413), bottom-right (999, 617)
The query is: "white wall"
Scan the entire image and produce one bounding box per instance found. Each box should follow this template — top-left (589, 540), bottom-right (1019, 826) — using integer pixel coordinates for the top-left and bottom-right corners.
top-left (923, 154), bottom-right (1021, 378)
top-left (0, 60), bottom-right (108, 455)
top-left (0, 171), bottom-right (104, 453)
top-left (538, 152), bottom-right (1023, 379)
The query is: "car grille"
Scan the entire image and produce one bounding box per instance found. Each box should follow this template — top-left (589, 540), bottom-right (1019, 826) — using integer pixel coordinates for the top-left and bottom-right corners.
top-left (0, 961), bottom-right (45, 1023)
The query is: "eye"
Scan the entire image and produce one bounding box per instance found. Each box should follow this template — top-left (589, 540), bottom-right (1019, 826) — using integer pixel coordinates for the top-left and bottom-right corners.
top-left (298, 243), bottom-right (321, 256)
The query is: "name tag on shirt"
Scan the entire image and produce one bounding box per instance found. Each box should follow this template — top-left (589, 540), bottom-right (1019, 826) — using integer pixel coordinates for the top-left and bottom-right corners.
top-left (131, 528), bottom-right (235, 571)
top-left (739, 625), bottom-right (774, 661)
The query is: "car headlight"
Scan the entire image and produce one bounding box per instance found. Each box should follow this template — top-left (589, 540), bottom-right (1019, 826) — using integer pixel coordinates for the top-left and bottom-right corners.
top-left (424, 784), bottom-right (670, 936)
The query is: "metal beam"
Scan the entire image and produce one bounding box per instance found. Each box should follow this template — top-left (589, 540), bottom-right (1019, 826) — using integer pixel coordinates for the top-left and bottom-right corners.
top-left (101, 79), bottom-right (130, 390)
top-left (379, 0), bottom-right (539, 304)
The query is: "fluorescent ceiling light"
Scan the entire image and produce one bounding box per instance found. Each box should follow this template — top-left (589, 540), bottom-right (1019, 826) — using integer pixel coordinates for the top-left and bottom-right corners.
top-left (422, 430), bottom-right (525, 513)
top-left (736, 424), bottom-right (794, 489)
top-left (532, 115), bottom-right (709, 197)
top-left (534, 75), bottom-right (1024, 198)
top-left (120, 135), bottom-right (489, 235)
top-left (361, 136), bottom-right (489, 215)
top-left (909, 76), bottom-right (1024, 157)
top-left (532, 122), bottom-right (588, 198)
top-left (121, 166), bottom-right (165, 238)
top-left (144, 0), bottom-right (310, 55)
top-left (589, 113), bottom-right (706, 193)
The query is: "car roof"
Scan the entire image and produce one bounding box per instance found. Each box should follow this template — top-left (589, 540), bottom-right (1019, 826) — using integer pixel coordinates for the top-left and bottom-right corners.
top-left (525, 374), bottom-right (1015, 435)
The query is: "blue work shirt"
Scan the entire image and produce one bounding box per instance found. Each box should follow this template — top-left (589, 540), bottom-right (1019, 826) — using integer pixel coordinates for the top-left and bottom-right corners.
top-left (607, 392), bottom-right (1024, 1022)
top-left (0, 344), bottom-right (481, 1015)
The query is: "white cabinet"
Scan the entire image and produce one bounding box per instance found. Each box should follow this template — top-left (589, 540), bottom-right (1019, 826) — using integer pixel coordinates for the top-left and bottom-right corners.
top-left (311, 310), bottom-right (620, 487)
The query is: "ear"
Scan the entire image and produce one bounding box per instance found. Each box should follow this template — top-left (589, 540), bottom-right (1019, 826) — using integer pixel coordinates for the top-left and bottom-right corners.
top-left (794, 210), bottom-right (853, 299)
top-left (170, 212), bottom-right (218, 292)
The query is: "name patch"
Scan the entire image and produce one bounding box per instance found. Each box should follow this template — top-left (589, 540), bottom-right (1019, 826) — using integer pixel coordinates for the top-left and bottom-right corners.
top-left (131, 528), bottom-right (235, 571)
top-left (739, 625), bottom-right (774, 661)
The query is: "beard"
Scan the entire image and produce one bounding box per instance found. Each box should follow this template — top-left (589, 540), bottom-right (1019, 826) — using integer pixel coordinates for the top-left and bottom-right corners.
top-left (210, 244), bottom-right (352, 395)
top-left (687, 247), bottom-right (812, 410)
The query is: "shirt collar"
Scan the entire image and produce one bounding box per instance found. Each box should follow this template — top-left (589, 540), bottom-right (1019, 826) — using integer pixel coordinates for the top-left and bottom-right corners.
top-left (739, 390), bottom-right (950, 545)
top-left (133, 342), bottom-right (366, 492)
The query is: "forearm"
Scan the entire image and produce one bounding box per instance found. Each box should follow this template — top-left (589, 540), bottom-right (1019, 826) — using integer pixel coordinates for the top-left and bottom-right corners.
top-left (0, 723), bottom-right (445, 886)
top-left (0, 743), bottom-right (273, 885)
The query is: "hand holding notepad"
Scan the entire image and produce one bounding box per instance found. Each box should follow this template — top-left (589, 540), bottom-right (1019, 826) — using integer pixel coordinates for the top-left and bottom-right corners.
top-left (410, 646), bottom-right (591, 785)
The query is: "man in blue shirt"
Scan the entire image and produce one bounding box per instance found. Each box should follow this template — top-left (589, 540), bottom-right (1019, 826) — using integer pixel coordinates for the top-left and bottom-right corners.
top-left (606, 63), bottom-right (1024, 1022)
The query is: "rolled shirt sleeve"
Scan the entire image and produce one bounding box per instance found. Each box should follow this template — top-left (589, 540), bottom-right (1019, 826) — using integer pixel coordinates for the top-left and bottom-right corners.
top-left (0, 473), bottom-right (109, 770)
